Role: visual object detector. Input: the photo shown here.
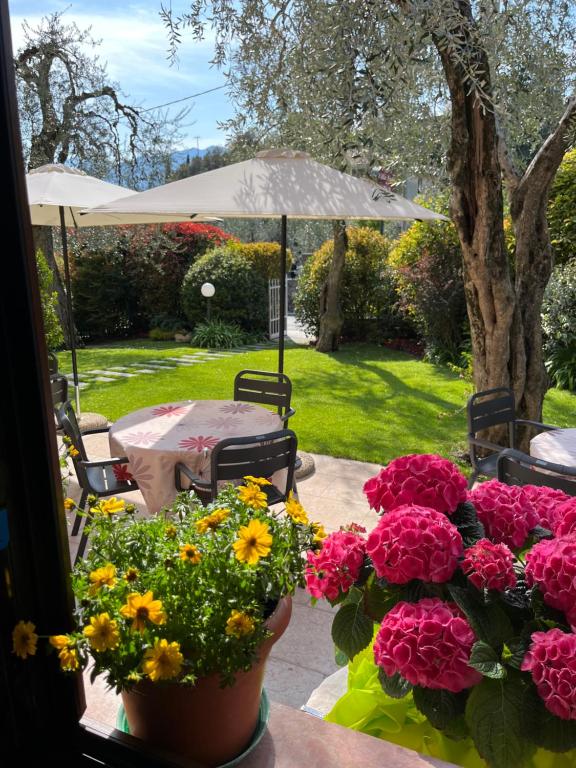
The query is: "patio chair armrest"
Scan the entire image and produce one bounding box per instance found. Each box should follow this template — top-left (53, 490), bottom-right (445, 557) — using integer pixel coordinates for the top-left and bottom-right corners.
top-left (81, 425), bottom-right (111, 436)
top-left (468, 436), bottom-right (502, 452)
top-left (514, 419), bottom-right (558, 432)
top-left (175, 462), bottom-right (209, 492)
top-left (279, 407), bottom-right (296, 422)
top-left (79, 456), bottom-right (130, 469)
top-left (497, 448), bottom-right (576, 479)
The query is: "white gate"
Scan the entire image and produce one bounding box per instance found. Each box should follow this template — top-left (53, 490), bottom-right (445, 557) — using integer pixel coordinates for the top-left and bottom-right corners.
top-left (269, 279), bottom-right (288, 339)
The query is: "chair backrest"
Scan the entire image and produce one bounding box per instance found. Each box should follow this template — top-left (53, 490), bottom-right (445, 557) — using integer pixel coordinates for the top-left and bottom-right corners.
top-left (210, 429), bottom-right (297, 500)
top-left (57, 401), bottom-right (89, 487)
top-left (51, 374), bottom-right (69, 428)
top-left (497, 448), bottom-right (576, 496)
top-left (467, 387), bottom-right (516, 445)
top-left (234, 369), bottom-right (292, 418)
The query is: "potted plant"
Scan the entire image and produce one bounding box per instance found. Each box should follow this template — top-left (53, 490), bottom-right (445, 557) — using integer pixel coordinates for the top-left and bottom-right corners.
top-left (13, 480), bottom-right (324, 766)
top-left (305, 454), bottom-right (576, 768)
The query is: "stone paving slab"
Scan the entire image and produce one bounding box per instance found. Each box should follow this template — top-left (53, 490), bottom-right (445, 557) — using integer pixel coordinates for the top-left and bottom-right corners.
top-left (92, 376), bottom-right (118, 383)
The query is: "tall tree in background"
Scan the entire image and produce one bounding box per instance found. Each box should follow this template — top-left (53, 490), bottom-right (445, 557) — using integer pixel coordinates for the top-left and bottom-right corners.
top-left (164, 0), bottom-right (576, 430)
top-left (15, 11), bottom-right (184, 342)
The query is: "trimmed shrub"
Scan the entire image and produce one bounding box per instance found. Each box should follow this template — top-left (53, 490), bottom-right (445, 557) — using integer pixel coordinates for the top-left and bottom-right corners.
top-left (181, 247), bottom-right (268, 333)
top-left (35, 249), bottom-right (64, 350)
top-left (294, 226), bottom-right (407, 340)
top-left (229, 241), bottom-right (292, 280)
top-left (389, 210), bottom-right (467, 364)
top-left (548, 148), bottom-right (576, 265)
top-left (191, 320), bottom-right (247, 348)
top-left (542, 260), bottom-right (576, 389)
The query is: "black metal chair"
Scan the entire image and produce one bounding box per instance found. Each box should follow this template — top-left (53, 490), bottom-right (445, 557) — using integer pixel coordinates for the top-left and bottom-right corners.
top-left (50, 373), bottom-right (69, 430)
top-left (497, 448), bottom-right (576, 496)
top-left (57, 401), bottom-right (138, 562)
top-left (467, 387), bottom-right (558, 487)
top-left (175, 428), bottom-right (298, 506)
top-left (234, 370), bottom-right (295, 426)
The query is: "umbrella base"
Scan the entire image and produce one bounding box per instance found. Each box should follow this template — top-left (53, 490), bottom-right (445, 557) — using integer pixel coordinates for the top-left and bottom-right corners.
top-left (295, 451), bottom-right (315, 480)
top-left (78, 412), bottom-right (109, 433)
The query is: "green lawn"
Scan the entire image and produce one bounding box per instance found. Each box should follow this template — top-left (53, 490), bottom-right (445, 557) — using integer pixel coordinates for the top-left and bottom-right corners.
top-left (57, 341), bottom-right (575, 467)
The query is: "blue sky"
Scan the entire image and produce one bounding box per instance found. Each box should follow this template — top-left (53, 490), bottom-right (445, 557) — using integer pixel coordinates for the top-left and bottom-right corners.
top-left (8, 0), bottom-right (233, 149)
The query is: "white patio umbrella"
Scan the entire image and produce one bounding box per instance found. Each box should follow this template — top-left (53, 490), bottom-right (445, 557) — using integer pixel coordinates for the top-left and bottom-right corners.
top-left (85, 149), bottom-right (448, 372)
top-left (27, 163), bottom-right (219, 413)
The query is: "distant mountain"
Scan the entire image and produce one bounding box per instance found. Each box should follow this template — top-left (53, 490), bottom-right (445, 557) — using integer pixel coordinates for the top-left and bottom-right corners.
top-left (171, 145), bottom-right (223, 167)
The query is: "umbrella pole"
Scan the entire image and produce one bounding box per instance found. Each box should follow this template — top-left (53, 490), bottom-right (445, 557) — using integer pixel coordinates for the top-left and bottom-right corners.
top-left (59, 207), bottom-right (81, 415)
top-left (278, 215), bottom-right (287, 374)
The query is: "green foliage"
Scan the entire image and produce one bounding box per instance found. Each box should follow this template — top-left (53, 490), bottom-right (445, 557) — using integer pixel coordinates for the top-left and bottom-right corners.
top-left (389, 206), bottom-right (468, 363)
top-left (294, 226), bottom-right (409, 340)
top-left (468, 641), bottom-right (507, 679)
top-left (148, 327), bottom-right (176, 341)
top-left (35, 249), bottom-right (64, 350)
top-left (413, 687), bottom-right (467, 732)
top-left (190, 320), bottom-right (248, 348)
top-left (181, 246), bottom-right (268, 333)
top-left (542, 260), bottom-right (576, 390)
top-left (378, 669), bottom-right (413, 699)
top-left (230, 241), bottom-right (293, 280)
top-left (548, 149), bottom-right (576, 265)
top-left (47, 486), bottom-right (316, 691)
top-left (521, 686), bottom-right (576, 752)
top-left (331, 601), bottom-right (374, 661)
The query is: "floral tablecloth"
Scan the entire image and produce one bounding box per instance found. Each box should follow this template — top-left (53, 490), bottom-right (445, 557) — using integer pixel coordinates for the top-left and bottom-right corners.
top-left (109, 400), bottom-right (282, 514)
top-left (530, 428), bottom-right (576, 465)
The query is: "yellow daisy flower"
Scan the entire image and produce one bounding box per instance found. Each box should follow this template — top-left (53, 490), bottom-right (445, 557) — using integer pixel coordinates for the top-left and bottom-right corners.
top-left (179, 543), bottom-right (202, 564)
top-left (195, 508), bottom-right (230, 533)
top-left (237, 483), bottom-right (268, 510)
top-left (58, 647), bottom-right (80, 671)
top-left (164, 524), bottom-right (177, 539)
top-left (311, 522), bottom-right (327, 544)
top-left (225, 610), bottom-right (256, 638)
top-left (124, 567), bottom-right (139, 582)
top-left (243, 475), bottom-right (272, 486)
top-left (285, 493), bottom-right (309, 525)
top-left (120, 591), bottom-right (166, 633)
top-left (95, 497), bottom-right (126, 517)
top-left (232, 519), bottom-right (273, 565)
top-left (68, 445), bottom-right (80, 458)
top-left (49, 634), bottom-right (72, 650)
top-left (12, 620), bottom-right (38, 659)
top-left (63, 497), bottom-right (75, 510)
top-left (142, 638), bottom-right (183, 681)
top-left (89, 563), bottom-right (117, 595)
top-left (83, 613), bottom-right (120, 652)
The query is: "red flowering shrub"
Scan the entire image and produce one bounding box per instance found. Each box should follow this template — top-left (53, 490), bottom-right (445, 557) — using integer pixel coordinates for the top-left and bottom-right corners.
top-left (363, 454), bottom-right (468, 516)
top-left (305, 529), bottom-right (366, 601)
top-left (366, 504), bottom-right (463, 583)
top-left (468, 479), bottom-right (539, 549)
top-left (521, 629), bottom-right (576, 720)
top-left (553, 498), bottom-right (576, 537)
top-left (525, 534), bottom-right (576, 629)
top-left (461, 538), bottom-right (516, 591)
top-left (374, 599), bottom-right (482, 693)
top-left (522, 485), bottom-right (570, 530)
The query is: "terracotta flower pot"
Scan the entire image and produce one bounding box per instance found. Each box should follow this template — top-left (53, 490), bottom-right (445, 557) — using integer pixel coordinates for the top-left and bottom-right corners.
top-left (121, 595), bottom-right (292, 766)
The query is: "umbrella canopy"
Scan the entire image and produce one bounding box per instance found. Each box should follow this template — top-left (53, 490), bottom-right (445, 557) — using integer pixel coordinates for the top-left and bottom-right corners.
top-left (85, 149), bottom-right (448, 371)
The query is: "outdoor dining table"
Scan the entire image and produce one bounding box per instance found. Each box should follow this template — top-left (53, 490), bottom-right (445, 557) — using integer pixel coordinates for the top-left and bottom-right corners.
top-left (530, 428), bottom-right (576, 465)
top-left (109, 400), bottom-right (283, 514)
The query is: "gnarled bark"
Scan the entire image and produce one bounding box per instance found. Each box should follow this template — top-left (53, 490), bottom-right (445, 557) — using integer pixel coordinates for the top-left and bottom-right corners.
top-left (316, 220), bottom-right (347, 352)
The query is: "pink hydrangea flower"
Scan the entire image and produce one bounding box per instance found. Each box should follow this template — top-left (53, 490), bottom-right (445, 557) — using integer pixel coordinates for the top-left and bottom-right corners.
top-left (374, 598), bottom-right (482, 693)
top-left (521, 629), bottom-right (576, 720)
top-left (305, 529), bottom-right (366, 601)
top-left (363, 454), bottom-right (468, 516)
top-left (525, 534), bottom-right (576, 630)
top-left (553, 498), bottom-right (576, 537)
top-left (461, 538), bottom-right (517, 591)
top-left (366, 504), bottom-right (463, 583)
top-left (468, 480), bottom-right (538, 549)
top-left (522, 485), bottom-right (570, 530)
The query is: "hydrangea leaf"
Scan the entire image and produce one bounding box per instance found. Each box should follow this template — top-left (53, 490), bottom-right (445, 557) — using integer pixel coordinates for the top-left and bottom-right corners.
top-left (377, 669), bottom-right (413, 699)
top-left (331, 602), bottom-right (374, 661)
top-left (412, 686), bottom-right (467, 730)
top-left (448, 584), bottom-right (514, 648)
top-left (521, 685), bottom-right (576, 752)
top-left (466, 676), bottom-right (534, 768)
top-left (452, 501), bottom-right (486, 548)
top-left (469, 640), bottom-right (507, 678)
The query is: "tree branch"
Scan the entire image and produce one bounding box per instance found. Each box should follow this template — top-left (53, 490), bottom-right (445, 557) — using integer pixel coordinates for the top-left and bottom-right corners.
top-left (495, 116), bottom-right (521, 192)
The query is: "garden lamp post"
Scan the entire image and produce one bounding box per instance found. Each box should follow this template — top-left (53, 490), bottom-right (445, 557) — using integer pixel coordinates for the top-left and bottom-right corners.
top-left (201, 282), bottom-right (215, 322)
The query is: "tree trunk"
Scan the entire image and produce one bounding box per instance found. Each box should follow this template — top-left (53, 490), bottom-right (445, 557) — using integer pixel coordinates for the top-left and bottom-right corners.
top-left (433, 4), bottom-right (575, 449)
top-left (32, 225), bottom-right (73, 347)
top-left (316, 220), bottom-right (347, 352)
